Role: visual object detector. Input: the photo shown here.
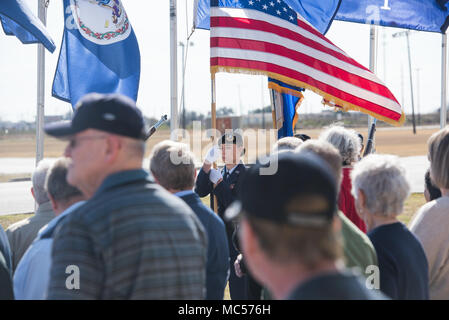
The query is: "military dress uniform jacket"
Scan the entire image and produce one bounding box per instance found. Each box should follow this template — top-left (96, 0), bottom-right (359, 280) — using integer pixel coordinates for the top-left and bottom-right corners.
top-left (195, 163), bottom-right (246, 238)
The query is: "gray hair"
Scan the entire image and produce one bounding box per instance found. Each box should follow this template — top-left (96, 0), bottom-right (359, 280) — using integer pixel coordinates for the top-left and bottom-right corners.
top-left (296, 140), bottom-right (343, 189)
top-left (124, 138), bottom-right (146, 159)
top-left (319, 125), bottom-right (361, 166)
top-left (45, 158), bottom-right (82, 205)
top-left (272, 137), bottom-right (303, 152)
top-left (32, 159), bottom-right (54, 205)
top-left (150, 140), bottom-right (196, 191)
top-left (351, 154), bottom-right (410, 217)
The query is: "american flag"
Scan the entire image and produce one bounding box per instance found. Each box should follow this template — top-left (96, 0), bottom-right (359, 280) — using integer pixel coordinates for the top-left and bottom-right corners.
top-left (210, 0), bottom-right (405, 126)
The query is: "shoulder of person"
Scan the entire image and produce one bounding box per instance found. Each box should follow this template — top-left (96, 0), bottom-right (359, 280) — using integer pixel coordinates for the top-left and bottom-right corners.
top-left (410, 199), bottom-right (445, 231)
top-left (6, 217), bottom-right (32, 234)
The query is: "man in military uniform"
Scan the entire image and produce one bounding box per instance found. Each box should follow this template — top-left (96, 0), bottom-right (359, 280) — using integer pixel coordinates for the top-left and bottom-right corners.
top-left (195, 131), bottom-right (246, 300)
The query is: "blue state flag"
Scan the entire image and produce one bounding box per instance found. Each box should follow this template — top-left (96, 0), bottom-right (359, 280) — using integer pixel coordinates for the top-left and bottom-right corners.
top-left (0, 0), bottom-right (55, 52)
top-left (269, 79), bottom-right (304, 138)
top-left (335, 0), bottom-right (449, 33)
top-left (194, 0), bottom-right (341, 34)
top-left (53, 0), bottom-right (141, 108)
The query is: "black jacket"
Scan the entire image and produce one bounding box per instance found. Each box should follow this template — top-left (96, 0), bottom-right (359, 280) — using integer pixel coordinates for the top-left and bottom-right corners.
top-left (195, 163), bottom-right (246, 238)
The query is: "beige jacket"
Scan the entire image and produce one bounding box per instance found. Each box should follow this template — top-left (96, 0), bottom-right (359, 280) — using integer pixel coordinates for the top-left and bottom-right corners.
top-left (410, 196), bottom-right (449, 300)
top-left (6, 201), bottom-right (55, 272)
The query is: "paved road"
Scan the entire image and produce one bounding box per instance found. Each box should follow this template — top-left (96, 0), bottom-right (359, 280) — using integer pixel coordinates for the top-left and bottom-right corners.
top-left (0, 181), bottom-right (34, 215)
top-left (0, 156), bottom-right (429, 216)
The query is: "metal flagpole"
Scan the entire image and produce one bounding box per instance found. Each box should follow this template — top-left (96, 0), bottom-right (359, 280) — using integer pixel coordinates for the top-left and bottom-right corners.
top-left (270, 89), bottom-right (277, 130)
top-left (211, 74), bottom-right (218, 213)
top-left (442, 33), bottom-right (447, 128)
top-left (368, 25), bottom-right (377, 127)
top-left (405, 31), bottom-right (417, 134)
top-left (36, 0), bottom-right (48, 166)
top-left (392, 30), bottom-right (417, 133)
top-left (170, 0), bottom-right (179, 135)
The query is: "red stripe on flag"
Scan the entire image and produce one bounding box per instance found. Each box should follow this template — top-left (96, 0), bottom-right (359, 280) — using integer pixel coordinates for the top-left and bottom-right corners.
top-left (211, 57), bottom-right (401, 121)
top-left (210, 16), bottom-right (370, 73)
top-left (211, 37), bottom-right (397, 102)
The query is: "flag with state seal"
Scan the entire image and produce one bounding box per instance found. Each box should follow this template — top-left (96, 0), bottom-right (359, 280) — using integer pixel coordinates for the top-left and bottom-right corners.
top-left (52, 0), bottom-right (141, 108)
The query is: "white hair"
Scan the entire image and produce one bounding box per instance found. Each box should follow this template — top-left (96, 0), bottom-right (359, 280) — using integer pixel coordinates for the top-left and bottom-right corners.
top-left (351, 154), bottom-right (410, 217)
top-left (32, 159), bottom-right (54, 205)
top-left (272, 137), bottom-right (303, 152)
top-left (319, 125), bottom-right (361, 166)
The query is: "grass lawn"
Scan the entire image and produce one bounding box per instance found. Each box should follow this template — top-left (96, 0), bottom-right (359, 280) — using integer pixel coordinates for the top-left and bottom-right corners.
top-left (0, 213), bottom-right (32, 229)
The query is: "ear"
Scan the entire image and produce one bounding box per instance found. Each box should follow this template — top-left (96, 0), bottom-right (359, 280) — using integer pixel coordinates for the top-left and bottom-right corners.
top-left (240, 218), bottom-right (257, 257)
top-left (48, 193), bottom-right (58, 213)
top-left (31, 187), bottom-right (35, 201)
top-left (332, 215), bottom-right (342, 233)
top-left (151, 170), bottom-right (161, 185)
top-left (357, 189), bottom-right (367, 209)
top-left (104, 135), bottom-right (121, 163)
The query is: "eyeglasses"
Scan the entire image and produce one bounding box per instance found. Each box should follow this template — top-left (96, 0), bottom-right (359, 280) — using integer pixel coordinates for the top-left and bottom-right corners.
top-left (68, 136), bottom-right (108, 149)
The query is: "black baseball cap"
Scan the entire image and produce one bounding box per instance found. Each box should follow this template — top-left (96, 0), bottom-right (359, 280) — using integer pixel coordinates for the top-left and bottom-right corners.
top-left (45, 93), bottom-right (146, 140)
top-left (225, 152), bottom-right (337, 227)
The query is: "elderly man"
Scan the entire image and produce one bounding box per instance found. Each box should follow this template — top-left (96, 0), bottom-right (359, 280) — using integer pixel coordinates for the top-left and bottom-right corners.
top-left (226, 152), bottom-right (386, 300)
top-left (150, 140), bottom-right (229, 300)
top-left (7, 159), bottom-right (55, 272)
top-left (14, 158), bottom-right (86, 300)
top-left (44, 93), bottom-right (207, 299)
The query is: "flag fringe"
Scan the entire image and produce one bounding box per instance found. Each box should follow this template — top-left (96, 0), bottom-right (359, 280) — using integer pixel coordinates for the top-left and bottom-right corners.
top-left (268, 82), bottom-right (304, 98)
top-left (292, 93), bottom-right (304, 131)
top-left (211, 66), bottom-right (406, 127)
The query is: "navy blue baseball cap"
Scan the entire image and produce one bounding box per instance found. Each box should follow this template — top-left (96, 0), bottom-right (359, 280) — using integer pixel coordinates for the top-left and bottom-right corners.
top-left (45, 93), bottom-right (146, 140)
top-left (225, 152), bottom-right (337, 227)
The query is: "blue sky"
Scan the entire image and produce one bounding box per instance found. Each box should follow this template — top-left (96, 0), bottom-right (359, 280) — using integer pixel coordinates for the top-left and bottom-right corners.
top-left (0, 0), bottom-right (444, 122)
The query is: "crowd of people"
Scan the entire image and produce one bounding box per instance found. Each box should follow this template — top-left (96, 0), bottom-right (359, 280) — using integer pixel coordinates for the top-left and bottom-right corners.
top-left (0, 92), bottom-right (448, 300)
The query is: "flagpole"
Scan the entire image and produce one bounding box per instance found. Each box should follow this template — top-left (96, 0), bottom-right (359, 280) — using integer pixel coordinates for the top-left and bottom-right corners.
top-left (368, 25), bottom-right (377, 128)
top-left (36, 0), bottom-right (47, 166)
top-left (270, 89), bottom-right (278, 132)
top-left (170, 0), bottom-right (179, 135)
top-left (405, 31), bottom-right (417, 134)
top-left (211, 73), bottom-right (218, 213)
top-left (442, 33), bottom-right (447, 128)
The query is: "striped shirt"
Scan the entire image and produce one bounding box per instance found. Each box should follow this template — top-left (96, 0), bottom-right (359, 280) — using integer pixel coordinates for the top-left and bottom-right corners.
top-left (47, 169), bottom-right (207, 300)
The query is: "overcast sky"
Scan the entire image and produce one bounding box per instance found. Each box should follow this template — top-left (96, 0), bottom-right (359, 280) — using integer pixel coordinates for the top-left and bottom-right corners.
top-left (0, 0), bottom-right (444, 122)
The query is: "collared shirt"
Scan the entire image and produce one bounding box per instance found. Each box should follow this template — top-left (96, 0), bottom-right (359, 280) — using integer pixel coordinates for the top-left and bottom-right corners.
top-left (13, 201), bottom-right (86, 300)
top-left (174, 190), bottom-right (195, 198)
top-left (47, 169), bottom-right (207, 300)
top-left (6, 201), bottom-right (55, 272)
top-left (221, 162), bottom-right (241, 180)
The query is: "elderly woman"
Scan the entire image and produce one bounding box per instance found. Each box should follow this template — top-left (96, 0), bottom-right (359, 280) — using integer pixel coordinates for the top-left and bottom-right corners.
top-left (320, 125), bottom-right (366, 232)
top-left (351, 154), bottom-right (429, 300)
top-left (410, 127), bottom-right (449, 300)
